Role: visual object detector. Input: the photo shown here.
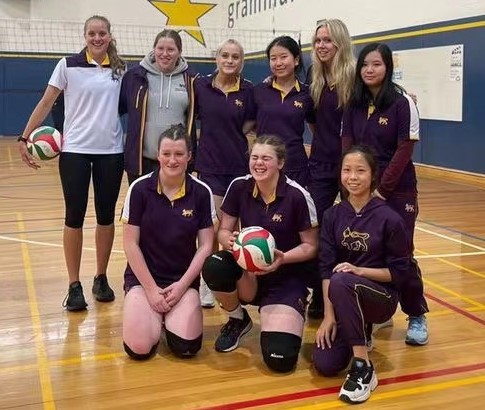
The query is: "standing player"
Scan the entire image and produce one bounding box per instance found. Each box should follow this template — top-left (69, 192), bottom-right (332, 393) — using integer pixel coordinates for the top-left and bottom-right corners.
top-left (306, 19), bottom-right (356, 319)
top-left (202, 135), bottom-right (318, 373)
top-left (341, 43), bottom-right (429, 345)
top-left (194, 39), bottom-right (256, 307)
top-left (313, 145), bottom-right (412, 404)
top-left (253, 36), bottom-right (315, 187)
top-left (120, 29), bottom-right (197, 184)
top-left (122, 124), bottom-right (215, 360)
top-left (18, 15), bottom-right (126, 311)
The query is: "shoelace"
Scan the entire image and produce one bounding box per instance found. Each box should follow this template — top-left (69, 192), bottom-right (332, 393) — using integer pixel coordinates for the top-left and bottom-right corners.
top-left (220, 317), bottom-right (242, 336)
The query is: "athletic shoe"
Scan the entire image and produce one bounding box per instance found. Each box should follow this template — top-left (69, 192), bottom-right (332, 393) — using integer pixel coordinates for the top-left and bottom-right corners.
top-left (339, 358), bottom-right (378, 404)
top-left (62, 281), bottom-right (88, 311)
top-left (215, 308), bottom-right (253, 352)
top-left (199, 278), bottom-right (215, 308)
top-left (372, 317), bottom-right (394, 333)
top-left (405, 315), bottom-right (429, 345)
top-left (92, 274), bottom-right (115, 302)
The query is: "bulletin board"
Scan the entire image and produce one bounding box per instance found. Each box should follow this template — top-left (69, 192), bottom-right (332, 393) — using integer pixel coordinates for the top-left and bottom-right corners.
top-left (392, 44), bottom-right (463, 121)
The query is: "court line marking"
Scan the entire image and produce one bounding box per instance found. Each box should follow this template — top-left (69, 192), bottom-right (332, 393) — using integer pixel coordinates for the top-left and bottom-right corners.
top-left (2, 235), bottom-right (484, 259)
top-left (17, 213), bottom-right (56, 410)
top-left (199, 362), bottom-right (485, 410)
top-left (416, 226), bottom-right (485, 252)
top-left (290, 374), bottom-right (485, 410)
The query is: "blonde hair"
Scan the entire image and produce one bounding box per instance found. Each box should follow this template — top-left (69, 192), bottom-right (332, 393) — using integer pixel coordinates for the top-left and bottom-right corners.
top-left (215, 38), bottom-right (245, 73)
top-left (84, 15), bottom-right (125, 80)
top-left (310, 19), bottom-right (355, 109)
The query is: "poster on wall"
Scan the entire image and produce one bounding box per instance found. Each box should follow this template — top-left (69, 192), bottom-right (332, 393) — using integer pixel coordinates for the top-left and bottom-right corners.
top-left (392, 44), bottom-right (464, 122)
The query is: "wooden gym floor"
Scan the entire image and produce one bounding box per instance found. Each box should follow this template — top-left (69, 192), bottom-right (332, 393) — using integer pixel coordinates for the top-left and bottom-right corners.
top-left (1, 137), bottom-right (485, 409)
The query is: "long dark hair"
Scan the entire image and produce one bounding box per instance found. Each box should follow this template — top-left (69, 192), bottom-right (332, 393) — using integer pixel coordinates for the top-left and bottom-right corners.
top-left (351, 43), bottom-right (402, 110)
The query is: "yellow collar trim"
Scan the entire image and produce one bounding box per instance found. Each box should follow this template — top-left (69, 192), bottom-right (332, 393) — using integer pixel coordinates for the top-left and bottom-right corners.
top-left (86, 51), bottom-right (110, 66)
top-left (367, 102), bottom-right (376, 119)
top-left (157, 179), bottom-right (186, 199)
top-left (252, 184), bottom-right (276, 204)
top-left (212, 75), bottom-right (241, 93)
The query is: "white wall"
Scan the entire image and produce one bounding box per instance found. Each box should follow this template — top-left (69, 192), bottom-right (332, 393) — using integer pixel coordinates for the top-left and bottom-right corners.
top-left (1, 0), bottom-right (485, 55)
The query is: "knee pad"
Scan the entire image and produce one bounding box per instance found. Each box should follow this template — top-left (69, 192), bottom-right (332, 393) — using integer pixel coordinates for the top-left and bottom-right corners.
top-left (260, 331), bottom-right (302, 373)
top-left (202, 251), bottom-right (242, 292)
top-left (123, 341), bottom-right (158, 361)
top-left (166, 330), bottom-right (202, 358)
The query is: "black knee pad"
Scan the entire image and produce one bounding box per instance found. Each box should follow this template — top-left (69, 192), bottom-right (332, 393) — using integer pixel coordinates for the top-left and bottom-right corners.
top-left (123, 341), bottom-right (158, 361)
top-left (166, 330), bottom-right (202, 358)
top-left (202, 251), bottom-right (242, 292)
top-left (260, 331), bottom-right (302, 373)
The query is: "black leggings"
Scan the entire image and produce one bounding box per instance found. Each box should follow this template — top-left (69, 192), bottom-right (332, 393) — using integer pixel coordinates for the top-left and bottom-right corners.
top-left (59, 152), bottom-right (124, 228)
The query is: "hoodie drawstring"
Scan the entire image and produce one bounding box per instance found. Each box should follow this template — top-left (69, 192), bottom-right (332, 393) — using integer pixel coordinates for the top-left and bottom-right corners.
top-left (159, 73), bottom-right (173, 109)
top-left (166, 74), bottom-right (173, 109)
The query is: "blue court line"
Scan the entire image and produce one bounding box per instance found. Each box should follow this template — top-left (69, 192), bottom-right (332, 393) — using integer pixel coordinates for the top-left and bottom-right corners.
top-left (418, 218), bottom-right (485, 244)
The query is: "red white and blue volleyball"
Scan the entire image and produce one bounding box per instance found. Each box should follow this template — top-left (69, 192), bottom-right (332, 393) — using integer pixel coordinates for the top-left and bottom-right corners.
top-left (232, 226), bottom-right (276, 272)
top-left (27, 126), bottom-right (62, 160)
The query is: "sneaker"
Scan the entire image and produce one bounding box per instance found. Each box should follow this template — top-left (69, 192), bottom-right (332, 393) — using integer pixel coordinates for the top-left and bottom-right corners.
top-left (199, 278), bottom-right (215, 308)
top-left (372, 317), bottom-right (394, 333)
top-left (215, 308), bottom-right (253, 352)
top-left (339, 358), bottom-right (378, 404)
top-left (92, 274), bottom-right (115, 302)
top-left (62, 281), bottom-right (88, 311)
top-left (405, 315), bottom-right (429, 345)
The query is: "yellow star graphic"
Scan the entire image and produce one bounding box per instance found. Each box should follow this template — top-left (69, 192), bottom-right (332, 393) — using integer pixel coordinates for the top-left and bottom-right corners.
top-left (149, 0), bottom-right (217, 47)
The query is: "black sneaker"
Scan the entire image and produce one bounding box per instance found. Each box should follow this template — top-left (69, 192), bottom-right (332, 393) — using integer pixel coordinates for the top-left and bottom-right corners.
top-left (62, 281), bottom-right (88, 311)
top-left (92, 274), bottom-right (115, 302)
top-left (215, 308), bottom-right (253, 352)
top-left (339, 358), bottom-right (378, 404)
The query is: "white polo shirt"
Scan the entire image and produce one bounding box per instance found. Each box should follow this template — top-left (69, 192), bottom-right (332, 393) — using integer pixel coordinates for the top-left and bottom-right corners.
top-left (48, 51), bottom-right (124, 154)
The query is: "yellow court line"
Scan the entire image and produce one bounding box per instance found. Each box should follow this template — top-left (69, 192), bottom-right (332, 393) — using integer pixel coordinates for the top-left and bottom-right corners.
top-left (416, 248), bottom-right (485, 280)
top-left (416, 226), bottom-right (485, 252)
top-left (291, 374), bottom-right (485, 410)
top-left (17, 213), bottom-right (55, 410)
top-left (424, 278), bottom-right (485, 309)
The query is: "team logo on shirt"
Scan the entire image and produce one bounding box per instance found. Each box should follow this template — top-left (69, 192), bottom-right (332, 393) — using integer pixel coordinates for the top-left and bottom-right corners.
top-left (378, 116), bottom-right (389, 126)
top-left (235, 99), bottom-right (243, 107)
top-left (405, 203), bottom-right (415, 213)
top-left (272, 213), bottom-right (283, 223)
top-left (341, 227), bottom-right (369, 252)
top-left (294, 100), bottom-right (303, 109)
top-left (182, 209), bottom-right (194, 217)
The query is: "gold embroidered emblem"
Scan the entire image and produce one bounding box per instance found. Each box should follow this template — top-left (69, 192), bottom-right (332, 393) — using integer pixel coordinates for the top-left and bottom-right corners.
top-left (378, 116), bottom-right (389, 126)
top-left (294, 101), bottom-right (303, 109)
top-left (182, 209), bottom-right (194, 217)
top-left (235, 99), bottom-right (243, 107)
top-left (272, 213), bottom-right (283, 222)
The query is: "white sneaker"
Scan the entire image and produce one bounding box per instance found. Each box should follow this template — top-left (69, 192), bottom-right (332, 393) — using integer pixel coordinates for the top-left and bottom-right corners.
top-left (199, 278), bottom-right (215, 308)
top-left (372, 317), bottom-right (394, 333)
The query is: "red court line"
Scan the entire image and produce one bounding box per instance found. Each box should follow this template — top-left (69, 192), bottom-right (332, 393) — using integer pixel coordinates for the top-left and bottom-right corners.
top-left (200, 362), bottom-right (485, 410)
top-left (200, 292), bottom-right (485, 410)
top-left (424, 292), bottom-right (485, 326)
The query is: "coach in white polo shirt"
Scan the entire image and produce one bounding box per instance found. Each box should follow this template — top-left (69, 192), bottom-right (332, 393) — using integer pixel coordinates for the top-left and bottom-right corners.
top-left (18, 15), bottom-right (126, 312)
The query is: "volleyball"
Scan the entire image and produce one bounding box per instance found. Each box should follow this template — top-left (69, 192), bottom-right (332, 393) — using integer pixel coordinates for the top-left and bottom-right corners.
top-left (232, 226), bottom-right (276, 272)
top-left (27, 126), bottom-right (62, 160)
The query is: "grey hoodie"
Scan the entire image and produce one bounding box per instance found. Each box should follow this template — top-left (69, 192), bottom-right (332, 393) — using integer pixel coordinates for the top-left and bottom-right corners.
top-left (140, 50), bottom-right (189, 160)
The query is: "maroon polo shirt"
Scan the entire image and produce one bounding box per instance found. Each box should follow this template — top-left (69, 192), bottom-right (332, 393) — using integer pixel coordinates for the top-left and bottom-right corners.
top-left (341, 92), bottom-right (419, 195)
top-left (194, 74), bottom-right (256, 175)
top-left (122, 171), bottom-right (215, 289)
top-left (309, 84), bottom-right (343, 168)
top-left (254, 80), bottom-right (315, 172)
top-left (222, 172), bottom-right (318, 279)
